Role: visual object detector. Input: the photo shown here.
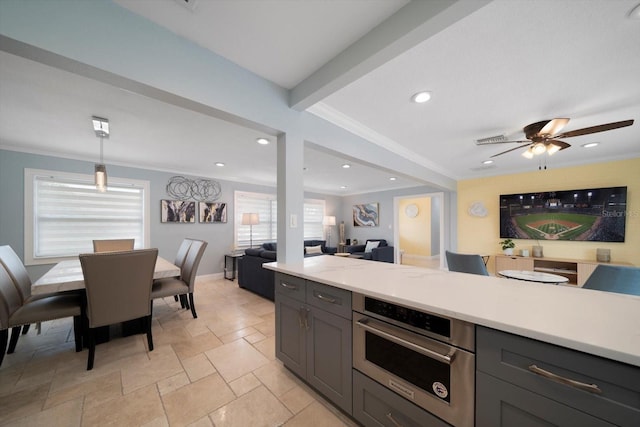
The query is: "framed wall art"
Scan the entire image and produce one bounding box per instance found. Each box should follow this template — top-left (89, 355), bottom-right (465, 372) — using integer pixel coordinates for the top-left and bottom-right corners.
top-left (161, 200), bottom-right (196, 223)
top-left (199, 202), bottom-right (227, 223)
top-left (353, 203), bottom-right (379, 227)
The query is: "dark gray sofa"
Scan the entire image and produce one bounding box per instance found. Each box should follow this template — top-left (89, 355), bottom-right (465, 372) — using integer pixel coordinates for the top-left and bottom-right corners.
top-left (346, 239), bottom-right (394, 263)
top-left (237, 240), bottom-right (336, 300)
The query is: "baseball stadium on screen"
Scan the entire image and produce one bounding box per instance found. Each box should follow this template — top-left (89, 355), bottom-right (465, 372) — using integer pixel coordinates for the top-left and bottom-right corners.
top-left (499, 186), bottom-right (627, 242)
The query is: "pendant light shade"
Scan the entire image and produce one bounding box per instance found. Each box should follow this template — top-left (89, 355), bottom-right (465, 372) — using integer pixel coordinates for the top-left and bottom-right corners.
top-left (95, 163), bottom-right (107, 192)
top-left (92, 116), bottom-right (109, 192)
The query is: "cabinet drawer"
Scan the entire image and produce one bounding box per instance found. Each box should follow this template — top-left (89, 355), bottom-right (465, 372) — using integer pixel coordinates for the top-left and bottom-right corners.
top-left (353, 370), bottom-right (450, 427)
top-left (275, 273), bottom-right (305, 302)
top-left (306, 280), bottom-right (352, 319)
top-left (477, 326), bottom-right (640, 426)
top-left (477, 371), bottom-right (614, 427)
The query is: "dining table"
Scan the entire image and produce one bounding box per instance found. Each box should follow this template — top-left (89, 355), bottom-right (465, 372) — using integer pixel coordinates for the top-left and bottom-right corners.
top-left (33, 256), bottom-right (180, 295)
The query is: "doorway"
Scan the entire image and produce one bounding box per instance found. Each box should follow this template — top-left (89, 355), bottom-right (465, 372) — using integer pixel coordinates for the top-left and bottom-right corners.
top-left (393, 192), bottom-right (444, 269)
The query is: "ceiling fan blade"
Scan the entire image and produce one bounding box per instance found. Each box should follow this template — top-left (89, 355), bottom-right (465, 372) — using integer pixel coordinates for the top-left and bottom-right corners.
top-left (524, 120), bottom-right (552, 139)
top-left (491, 144), bottom-right (529, 158)
top-left (480, 139), bottom-right (530, 145)
top-left (555, 119), bottom-right (634, 139)
top-left (540, 118), bottom-right (570, 136)
top-left (547, 139), bottom-right (571, 150)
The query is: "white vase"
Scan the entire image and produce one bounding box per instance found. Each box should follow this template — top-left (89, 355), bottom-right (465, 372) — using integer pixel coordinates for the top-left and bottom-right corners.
top-left (504, 248), bottom-right (514, 256)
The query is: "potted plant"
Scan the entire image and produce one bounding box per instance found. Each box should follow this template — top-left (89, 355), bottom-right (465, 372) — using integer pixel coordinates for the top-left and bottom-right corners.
top-left (500, 239), bottom-right (515, 255)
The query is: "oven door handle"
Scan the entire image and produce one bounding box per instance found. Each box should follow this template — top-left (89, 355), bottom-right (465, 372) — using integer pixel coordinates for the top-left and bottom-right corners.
top-left (356, 319), bottom-right (453, 365)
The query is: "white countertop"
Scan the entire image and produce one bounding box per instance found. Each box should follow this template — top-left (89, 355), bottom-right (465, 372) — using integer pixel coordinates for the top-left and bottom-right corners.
top-left (265, 255), bottom-right (640, 367)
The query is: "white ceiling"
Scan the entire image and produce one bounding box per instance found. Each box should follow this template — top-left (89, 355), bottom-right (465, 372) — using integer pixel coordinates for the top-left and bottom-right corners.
top-left (1, 0), bottom-right (639, 195)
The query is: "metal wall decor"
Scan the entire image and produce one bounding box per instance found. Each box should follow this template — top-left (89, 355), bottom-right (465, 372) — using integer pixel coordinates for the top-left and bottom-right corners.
top-left (166, 176), bottom-right (221, 202)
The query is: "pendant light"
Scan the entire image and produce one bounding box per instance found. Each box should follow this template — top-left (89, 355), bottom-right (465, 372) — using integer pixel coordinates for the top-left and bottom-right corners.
top-left (92, 116), bottom-right (109, 192)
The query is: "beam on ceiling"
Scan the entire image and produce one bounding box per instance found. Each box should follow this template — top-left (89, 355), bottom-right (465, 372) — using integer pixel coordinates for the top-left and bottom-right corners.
top-left (289, 0), bottom-right (491, 111)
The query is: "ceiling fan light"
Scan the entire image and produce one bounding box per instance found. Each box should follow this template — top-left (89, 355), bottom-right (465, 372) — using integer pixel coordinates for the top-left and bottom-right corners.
top-left (547, 143), bottom-right (561, 155)
top-left (532, 143), bottom-right (546, 155)
top-left (522, 148), bottom-right (534, 159)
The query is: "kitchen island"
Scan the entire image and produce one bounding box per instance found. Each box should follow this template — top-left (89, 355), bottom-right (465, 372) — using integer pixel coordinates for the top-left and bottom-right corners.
top-left (265, 255), bottom-right (640, 426)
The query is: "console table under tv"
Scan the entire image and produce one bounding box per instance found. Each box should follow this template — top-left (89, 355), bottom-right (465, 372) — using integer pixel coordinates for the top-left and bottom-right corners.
top-left (495, 255), bottom-right (633, 286)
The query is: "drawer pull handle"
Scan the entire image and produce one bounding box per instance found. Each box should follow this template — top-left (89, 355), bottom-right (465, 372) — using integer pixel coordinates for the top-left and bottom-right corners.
top-left (315, 293), bottom-right (337, 304)
top-left (356, 319), bottom-right (452, 365)
top-left (280, 282), bottom-right (297, 290)
top-left (528, 364), bottom-right (602, 394)
top-left (386, 412), bottom-right (403, 427)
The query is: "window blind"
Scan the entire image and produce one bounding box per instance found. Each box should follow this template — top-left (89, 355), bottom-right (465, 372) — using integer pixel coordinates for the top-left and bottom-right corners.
top-left (28, 171), bottom-right (146, 261)
top-left (235, 191), bottom-right (325, 248)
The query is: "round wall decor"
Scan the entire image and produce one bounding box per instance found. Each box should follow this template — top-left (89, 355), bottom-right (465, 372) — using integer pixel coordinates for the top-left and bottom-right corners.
top-left (405, 203), bottom-right (419, 218)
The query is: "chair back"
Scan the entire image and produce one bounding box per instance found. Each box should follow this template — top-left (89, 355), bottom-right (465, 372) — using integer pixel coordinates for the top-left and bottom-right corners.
top-left (174, 238), bottom-right (193, 268)
top-left (582, 264), bottom-right (640, 296)
top-left (0, 264), bottom-right (23, 329)
top-left (80, 249), bottom-right (158, 328)
top-left (93, 239), bottom-right (135, 253)
top-left (181, 240), bottom-right (208, 292)
top-left (445, 250), bottom-right (489, 276)
top-left (0, 245), bottom-right (33, 301)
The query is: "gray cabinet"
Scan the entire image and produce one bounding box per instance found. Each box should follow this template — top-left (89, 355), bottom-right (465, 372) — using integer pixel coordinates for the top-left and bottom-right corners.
top-left (476, 326), bottom-right (640, 427)
top-left (275, 273), bottom-right (352, 415)
top-left (353, 370), bottom-right (450, 427)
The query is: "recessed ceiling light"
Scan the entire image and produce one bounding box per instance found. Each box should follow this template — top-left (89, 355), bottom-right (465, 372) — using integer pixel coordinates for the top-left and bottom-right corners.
top-left (340, 186), bottom-right (347, 189)
top-left (411, 91), bottom-right (431, 103)
top-left (342, 164), bottom-right (351, 168)
top-left (215, 162), bottom-right (225, 167)
top-left (256, 137), bottom-right (270, 145)
top-left (482, 160), bottom-right (494, 165)
top-left (582, 142), bottom-right (599, 148)
top-left (389, 177), bottom-right (397, 181)
top-left (628, 3), bottom-right (640, 19)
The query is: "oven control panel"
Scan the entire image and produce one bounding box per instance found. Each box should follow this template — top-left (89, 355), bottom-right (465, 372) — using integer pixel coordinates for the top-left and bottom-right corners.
top-left (364, 297), bottom-right (451, 338)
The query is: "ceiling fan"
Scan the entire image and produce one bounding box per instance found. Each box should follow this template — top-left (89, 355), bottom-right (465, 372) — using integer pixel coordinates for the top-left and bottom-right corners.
top-left (476, 118), bottom-right (634, 159)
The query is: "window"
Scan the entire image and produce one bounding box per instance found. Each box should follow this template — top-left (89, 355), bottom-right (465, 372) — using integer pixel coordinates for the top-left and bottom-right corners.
top-left (234, 191), bottom-right (325, 248)
top-left (25, 169), bottom-right (150, 265)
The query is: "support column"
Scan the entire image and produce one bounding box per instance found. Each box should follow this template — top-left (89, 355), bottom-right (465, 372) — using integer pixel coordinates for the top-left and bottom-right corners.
top-left (277, 132), bottom-right (304, 263)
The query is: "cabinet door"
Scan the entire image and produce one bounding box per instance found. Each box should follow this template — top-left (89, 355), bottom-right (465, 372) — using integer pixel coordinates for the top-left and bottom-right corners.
top-left (275, 293), bottom-right (306, 378)
top-left (477, 371), bottom-right (615, 427)
top-left (496, 255), bottom-right (534, 272)
top-left (306, 306), bottom-right (353, 415)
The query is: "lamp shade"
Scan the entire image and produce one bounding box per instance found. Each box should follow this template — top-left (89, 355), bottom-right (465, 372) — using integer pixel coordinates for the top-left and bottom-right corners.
top-left (95, 163), bottom-right (107, 192)
top-left (241, 213), bottom-right (260, 226)
top-left (322, 216), bottom-right (336, 226)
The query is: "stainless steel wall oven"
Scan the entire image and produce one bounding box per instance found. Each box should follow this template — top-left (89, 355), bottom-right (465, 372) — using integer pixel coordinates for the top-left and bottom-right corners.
top-left (353, 293), bottom-right (475, 427)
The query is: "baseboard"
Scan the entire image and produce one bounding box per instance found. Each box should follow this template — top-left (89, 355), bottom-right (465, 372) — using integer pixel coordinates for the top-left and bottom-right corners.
top-left (197, 272), bottom-right (225, 281)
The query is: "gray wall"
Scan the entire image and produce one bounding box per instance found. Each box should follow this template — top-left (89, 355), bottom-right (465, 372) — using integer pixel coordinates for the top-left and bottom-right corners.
top-left (340, 187), bottom-right (455, 250)
top-left (0, 149), bottom-right (342, 279)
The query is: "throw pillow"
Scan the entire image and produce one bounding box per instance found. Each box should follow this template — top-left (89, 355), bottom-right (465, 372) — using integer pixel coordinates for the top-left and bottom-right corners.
top-left (306, 245), bottom-right (323, 255)
top-left (364, 241), bottom-right (380, 253)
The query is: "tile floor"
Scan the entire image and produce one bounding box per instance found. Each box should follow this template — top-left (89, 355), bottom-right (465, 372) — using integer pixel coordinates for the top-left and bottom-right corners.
top-left (0, 277), bottom-right (359, 427)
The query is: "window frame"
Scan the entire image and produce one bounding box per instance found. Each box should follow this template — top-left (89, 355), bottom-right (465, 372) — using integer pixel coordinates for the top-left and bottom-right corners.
top-left (234, 190), bottom-right (325, 249)
top-left (24, 168), bottom-right (150, 265)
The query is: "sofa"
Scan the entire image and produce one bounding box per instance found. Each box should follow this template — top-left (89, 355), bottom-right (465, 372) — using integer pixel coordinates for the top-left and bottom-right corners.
top-left (345, 239), bottom-right (394, 263)
top-left (237, 240), bottom-right (336, 300)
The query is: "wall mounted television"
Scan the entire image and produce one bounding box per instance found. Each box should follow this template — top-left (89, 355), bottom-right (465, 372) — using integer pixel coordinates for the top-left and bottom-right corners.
top-left (499, 186), bottom-right (627, 242)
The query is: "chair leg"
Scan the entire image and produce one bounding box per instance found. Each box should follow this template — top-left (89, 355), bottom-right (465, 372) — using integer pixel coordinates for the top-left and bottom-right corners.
top-left (173, 295), bottom-right (179, 302)
top-left (7, 326), bottom-right (21, 354)
top-left (0, 329), bottom-right (7, 367)
top-left (21, 324), bottom-right (31, 335)
top-left (73, 315), bottom-right (82, 352)
top-left (188, 293), bottom-right (197, 319)
top-left (146, 314), bottom-right (154, 352)
top-left (87, 329), bottom-right (96, 371)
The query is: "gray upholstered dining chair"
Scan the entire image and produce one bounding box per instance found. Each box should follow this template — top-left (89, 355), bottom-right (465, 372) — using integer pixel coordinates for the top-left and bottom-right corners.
top-left (445, 250), bottom-right (490, 276)
top-left (171, 238), bottom-right (195, 306)
top-left (581, 264), bottom-right (640, 296)
top-left (92, 238), bottom-right (135, 253)
top-left (0, 251), bottom-right (82, 367)
top-left (152, 239), bottom-right (208, 319)
top-left (79, 248), bottom-right (158, 370)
